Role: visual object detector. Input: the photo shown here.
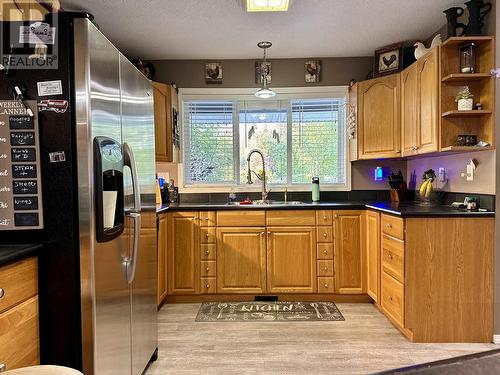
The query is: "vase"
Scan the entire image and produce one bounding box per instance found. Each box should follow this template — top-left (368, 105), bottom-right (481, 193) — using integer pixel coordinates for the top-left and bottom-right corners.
top-left (464, 0), bottom-right (492, 36)
top-left (458, 98), bottom-right (474, 110)
top-left (443, 7), bottom-right (466, 37)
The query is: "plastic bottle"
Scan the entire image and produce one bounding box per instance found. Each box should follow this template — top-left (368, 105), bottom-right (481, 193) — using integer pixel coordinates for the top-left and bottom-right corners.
top-left (312, 177), bottom-right (320, 202)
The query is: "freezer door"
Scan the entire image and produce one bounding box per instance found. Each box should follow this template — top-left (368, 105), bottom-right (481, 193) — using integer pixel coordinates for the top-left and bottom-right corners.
top-left (74, 19), bottom-right (131, 375)
top-left (119, 54), bottom-right (158, 375)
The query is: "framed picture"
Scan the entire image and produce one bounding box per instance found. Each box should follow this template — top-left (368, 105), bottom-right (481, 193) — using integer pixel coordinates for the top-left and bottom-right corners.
top-left (305, 60), bottom-right (321, 83)
top-left (205, 62), bottom-right (223, 84)
top-left (374, 43), bottom-right (403, 77)
top-left (255, 61), bottom-right (272, 84)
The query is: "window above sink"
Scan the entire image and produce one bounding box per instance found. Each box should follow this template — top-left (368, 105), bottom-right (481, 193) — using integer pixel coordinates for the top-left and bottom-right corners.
top-left (179, 87), bottom-right (350, 192)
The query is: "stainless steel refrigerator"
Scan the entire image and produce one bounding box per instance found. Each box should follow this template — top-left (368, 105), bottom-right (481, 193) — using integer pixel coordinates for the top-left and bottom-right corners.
top-left (74, 18), bottom-right (158, 375)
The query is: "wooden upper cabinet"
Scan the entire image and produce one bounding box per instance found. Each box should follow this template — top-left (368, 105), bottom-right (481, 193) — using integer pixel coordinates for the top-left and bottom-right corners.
top-left (401, 64), bottom-right (419, 157)
top-left (417, 47), bottom-right (439, 154)
top-left (167, 212), bottom-right (199, 294)
top-left (333, 210), bottom-right (365, 294)
top-left (365, 211), bottom-right (380, 303)
top-left (153, 82), bottom-right (173, 162)
top-left (358, 74), bottom-right (401, 159)
top-left (266, 227), bottom-right (316, 293)
top-left (216, 228), bottom-right (266, 294)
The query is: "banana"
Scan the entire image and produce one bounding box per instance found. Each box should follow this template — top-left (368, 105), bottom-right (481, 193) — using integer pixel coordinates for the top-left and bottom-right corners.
top-left (419, 179), bottom-right (429, 196)
top-left (425, 179), bottom-right (433, 198)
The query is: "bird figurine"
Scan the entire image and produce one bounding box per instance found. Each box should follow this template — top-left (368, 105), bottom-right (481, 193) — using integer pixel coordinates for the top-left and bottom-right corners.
top-left (413, 34), bottom-right (442, 60)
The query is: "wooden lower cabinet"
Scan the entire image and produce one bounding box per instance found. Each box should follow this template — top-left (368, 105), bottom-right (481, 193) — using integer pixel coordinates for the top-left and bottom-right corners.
top-left (333, 211), bottom-right (365, 294)
top-left (0, 257), bottom-right (39, 371)
top-left (167, 212), bottom-right (199, 295)
top-left (216, 228), bottom-right (267, 293)
top-left (365, 210), bottom-right (380, 303)
top-left (267, 227), bottom-right (316, 293)
top-left (157, 214), bottom-right (168, 306)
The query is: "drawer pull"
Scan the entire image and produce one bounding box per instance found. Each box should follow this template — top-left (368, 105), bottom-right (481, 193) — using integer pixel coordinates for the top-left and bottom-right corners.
top-left (334, 214), bottom-right (338, 218)
top-left (206, 267), bottom-right (210, 272)
top-left (205, 284), bottom-right (210, 289)
top-left (388, 253), bottom-right (393, 260)
top-left (324, 283), bottom-right (329, 288)
top-left (388, 295), bottom-right (393, 301)
top-left (267, 231), bottom-right (271, 235)
top-left (0, 288), bottom-right (4, 299)
top-left (324, 266), bottom-right (328, 271)
top-left (205, 233), bottom-right (209, 238)
top-left (323, 233), bottom-right (328, 238)
top-left (323, 216), bottom-right (327, 220)
top-left (323, 250), bottom-right (328, 254)
top-left (261, 232), bottom-right (265, 235)
top-left (205, 250), bottom-right (210, 255)
top-left (386, 223), bottom-right (392, 228)
top-left (204, 217), bottom-right (209, 221)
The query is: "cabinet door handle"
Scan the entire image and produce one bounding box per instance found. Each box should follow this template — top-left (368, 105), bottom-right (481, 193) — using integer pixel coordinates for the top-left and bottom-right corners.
top-left (267, 231), bottom-right (271, 235)
top-left (323, 216), bottom-right (327, 220)
top-left (261, 232), bottom-right (265, 235)
top-left (386, 223), bottom-right (392, 228)
top-left (323, 233), bottom-right (328, 238)
top-left (0, 363), bottom-right (5, 372)
top-left (334, 214), bottom-right (338, 218)
top-left (323, 250), bottom-right (328, 254)
top-left (0, 288), bottom-right (4, 299)
top-left (324, 283), bottom-right (329, 288)
top-left (204, 217), bottom-right (209, 221)
top-left (205, 267), bottom-right (210, 272)
top-left (388, 295), bottom-right (393, 301)
top-left (205, 250), bottom-right (210, 255)
top-left (324, 266), bottom-right (328, 271)
top-left (205, 233), bottom-right (210, 238)
top-left (388, 253), bottom-right (393, 260)
top-left (205, 284), bottom-right (210, 289)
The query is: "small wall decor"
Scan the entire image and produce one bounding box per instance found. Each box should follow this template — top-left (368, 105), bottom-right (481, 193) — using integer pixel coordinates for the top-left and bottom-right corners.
top-left (305, 60), bottom-right (321, 83)
top-left (205, 62), bottom-right (223, 84)
top-left (255, 61), bottom-right (272, 84)
top-left (374, 43), bottom-right (403, 76)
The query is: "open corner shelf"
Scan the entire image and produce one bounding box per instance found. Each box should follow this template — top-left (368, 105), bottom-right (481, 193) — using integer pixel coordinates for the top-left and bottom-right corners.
top-left (441, 110), bottom-right (492, 118)
top-left (440, 145), bottom-right (494, 153)
top-left (441, 73), bottom-right (492, 82)
top-left (442, 36), bottom-right (494, 47)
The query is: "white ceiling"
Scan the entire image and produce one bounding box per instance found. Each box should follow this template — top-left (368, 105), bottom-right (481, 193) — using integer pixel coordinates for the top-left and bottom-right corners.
top-left (61, 0), bottom-right (462, 60)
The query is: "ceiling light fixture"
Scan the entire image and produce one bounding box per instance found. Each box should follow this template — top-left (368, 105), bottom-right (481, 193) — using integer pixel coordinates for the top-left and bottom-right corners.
top-left (245, 0), bottom-right (290, 12)
top-left (255, 41), bottom-right (276, 99)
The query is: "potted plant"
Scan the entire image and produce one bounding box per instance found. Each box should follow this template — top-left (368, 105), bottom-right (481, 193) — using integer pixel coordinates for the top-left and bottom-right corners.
top-left (455, 86), bottom-right (474, 110)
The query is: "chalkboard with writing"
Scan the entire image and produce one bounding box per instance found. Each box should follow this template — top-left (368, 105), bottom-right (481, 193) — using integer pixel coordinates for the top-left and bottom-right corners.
top-left (9, 116), bottom-right (34, 130)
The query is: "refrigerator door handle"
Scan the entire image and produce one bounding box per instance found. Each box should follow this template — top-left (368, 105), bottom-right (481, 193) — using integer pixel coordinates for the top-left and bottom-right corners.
top-left (123, 142), bottom-right (141, 284)
top-left (125, 212), bottom-right (141, 284)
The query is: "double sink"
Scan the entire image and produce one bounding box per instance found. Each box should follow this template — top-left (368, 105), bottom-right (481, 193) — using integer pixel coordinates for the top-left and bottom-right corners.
top-left (226, 200), bottom-right (303, 206)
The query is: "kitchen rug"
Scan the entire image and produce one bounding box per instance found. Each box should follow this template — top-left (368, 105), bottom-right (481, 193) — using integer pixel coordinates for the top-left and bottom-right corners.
top-left (195, 301), bottom-right (344, 322)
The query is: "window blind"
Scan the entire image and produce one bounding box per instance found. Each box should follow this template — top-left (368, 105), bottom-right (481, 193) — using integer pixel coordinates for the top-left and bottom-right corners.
top-left (183, 101), bottom-right (235, 184)
top-left (291, 99), bottom-right (346, 184)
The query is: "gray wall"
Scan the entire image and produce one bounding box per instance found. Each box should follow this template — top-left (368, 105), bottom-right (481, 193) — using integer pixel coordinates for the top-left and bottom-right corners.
top-left (150, 57), bottom-right (373, 88)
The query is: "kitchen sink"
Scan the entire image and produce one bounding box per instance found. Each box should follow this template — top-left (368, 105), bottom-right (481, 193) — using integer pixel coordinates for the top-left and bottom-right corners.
top-left (226, 200), bottom-right (303, 206)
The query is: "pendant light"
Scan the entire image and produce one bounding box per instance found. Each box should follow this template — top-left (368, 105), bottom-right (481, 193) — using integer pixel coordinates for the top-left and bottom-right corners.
top-left (255, 41), bottom-right (276, 98)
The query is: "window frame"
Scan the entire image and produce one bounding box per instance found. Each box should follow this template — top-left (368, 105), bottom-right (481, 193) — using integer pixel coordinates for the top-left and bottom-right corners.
top-left (178, 86), bottom-right (351, 193)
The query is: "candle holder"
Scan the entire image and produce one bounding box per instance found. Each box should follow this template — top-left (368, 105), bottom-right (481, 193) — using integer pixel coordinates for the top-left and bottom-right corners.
top-left (460, 43), bottom-right (477, 73)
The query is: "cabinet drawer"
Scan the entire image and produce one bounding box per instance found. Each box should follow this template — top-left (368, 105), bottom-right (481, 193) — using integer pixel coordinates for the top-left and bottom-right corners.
top-left (381, 214), bottom-right (404, 240)
top-left (0, 257), bottom-right (37, 314)
top-left (317, 277), bottom-right (334, 293)
top-left (199, 211), bottom-right (216, 227)
top-left (200, 277), bottom-right (216, 294)
top-left (200, 244), bottom-right (216, 260)
top-left (316, 210), bottom-right (333, 226)
top-left (217, 211), bottom-right (265, 227)
top-left (0, 295), bottom-right (39, 371)
top-left (381, 272), bottom-right (404, 327)
top-left (317, 260), bottom-right (334, 277)
top-left (317, 227), bottom-right (333, 243)
top-left (382, 235), bottom-right (405, 283)
top-left (200, 227), bottom-right (216, 244)
top-left (266, 210), bottom-right (316, 226)
top-left (200, 261), bottom-right (216, 277)
top-left (317, 243), bottom-right (334, 260)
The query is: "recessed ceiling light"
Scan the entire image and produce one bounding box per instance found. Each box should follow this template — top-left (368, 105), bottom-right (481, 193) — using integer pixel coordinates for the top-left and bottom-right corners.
top-left (245, 0), bottom-right (290, 12)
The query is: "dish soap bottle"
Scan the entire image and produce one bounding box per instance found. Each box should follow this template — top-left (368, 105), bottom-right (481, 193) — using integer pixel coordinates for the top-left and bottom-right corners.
top-left (312, 177), bottom-right (320, 202)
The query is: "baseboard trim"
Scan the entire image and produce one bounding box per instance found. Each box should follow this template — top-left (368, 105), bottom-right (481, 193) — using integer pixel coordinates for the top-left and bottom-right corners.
top-left (165, 293), bottom-right (373, 304)
top-left (493, 334), bottom-right (500, 344)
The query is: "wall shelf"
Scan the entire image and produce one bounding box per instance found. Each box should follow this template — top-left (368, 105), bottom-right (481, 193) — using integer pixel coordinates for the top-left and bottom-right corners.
top-left (441, 73), bottom-right (492, 82)
top-left (441, 110), bottom-right (492, 118)
top-left (441, 36), bottom-right (494, 47)
top-left (440, 145), bottom-right (494, 153)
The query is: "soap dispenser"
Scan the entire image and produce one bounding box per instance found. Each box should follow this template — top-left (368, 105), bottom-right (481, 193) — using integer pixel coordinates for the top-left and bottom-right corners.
top-left (312, 177), bottom-right (320, 202)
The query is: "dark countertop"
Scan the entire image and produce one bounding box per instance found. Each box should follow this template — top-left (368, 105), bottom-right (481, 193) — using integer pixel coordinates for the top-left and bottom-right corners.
top-left (0, 244), bottom-right (42, 267)
top-left (156, 204), bottom-right (169, 215)
top-left (157, 201), bottom-right (494, 218)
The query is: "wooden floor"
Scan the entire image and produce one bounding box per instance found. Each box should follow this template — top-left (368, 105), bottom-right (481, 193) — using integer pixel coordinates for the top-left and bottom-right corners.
top-left (146, 303), bottom-right (497, 375)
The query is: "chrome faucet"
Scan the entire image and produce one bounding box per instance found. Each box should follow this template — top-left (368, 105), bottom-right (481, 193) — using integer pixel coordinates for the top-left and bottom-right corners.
top-left (246, 149), bottom-right (268, 202)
